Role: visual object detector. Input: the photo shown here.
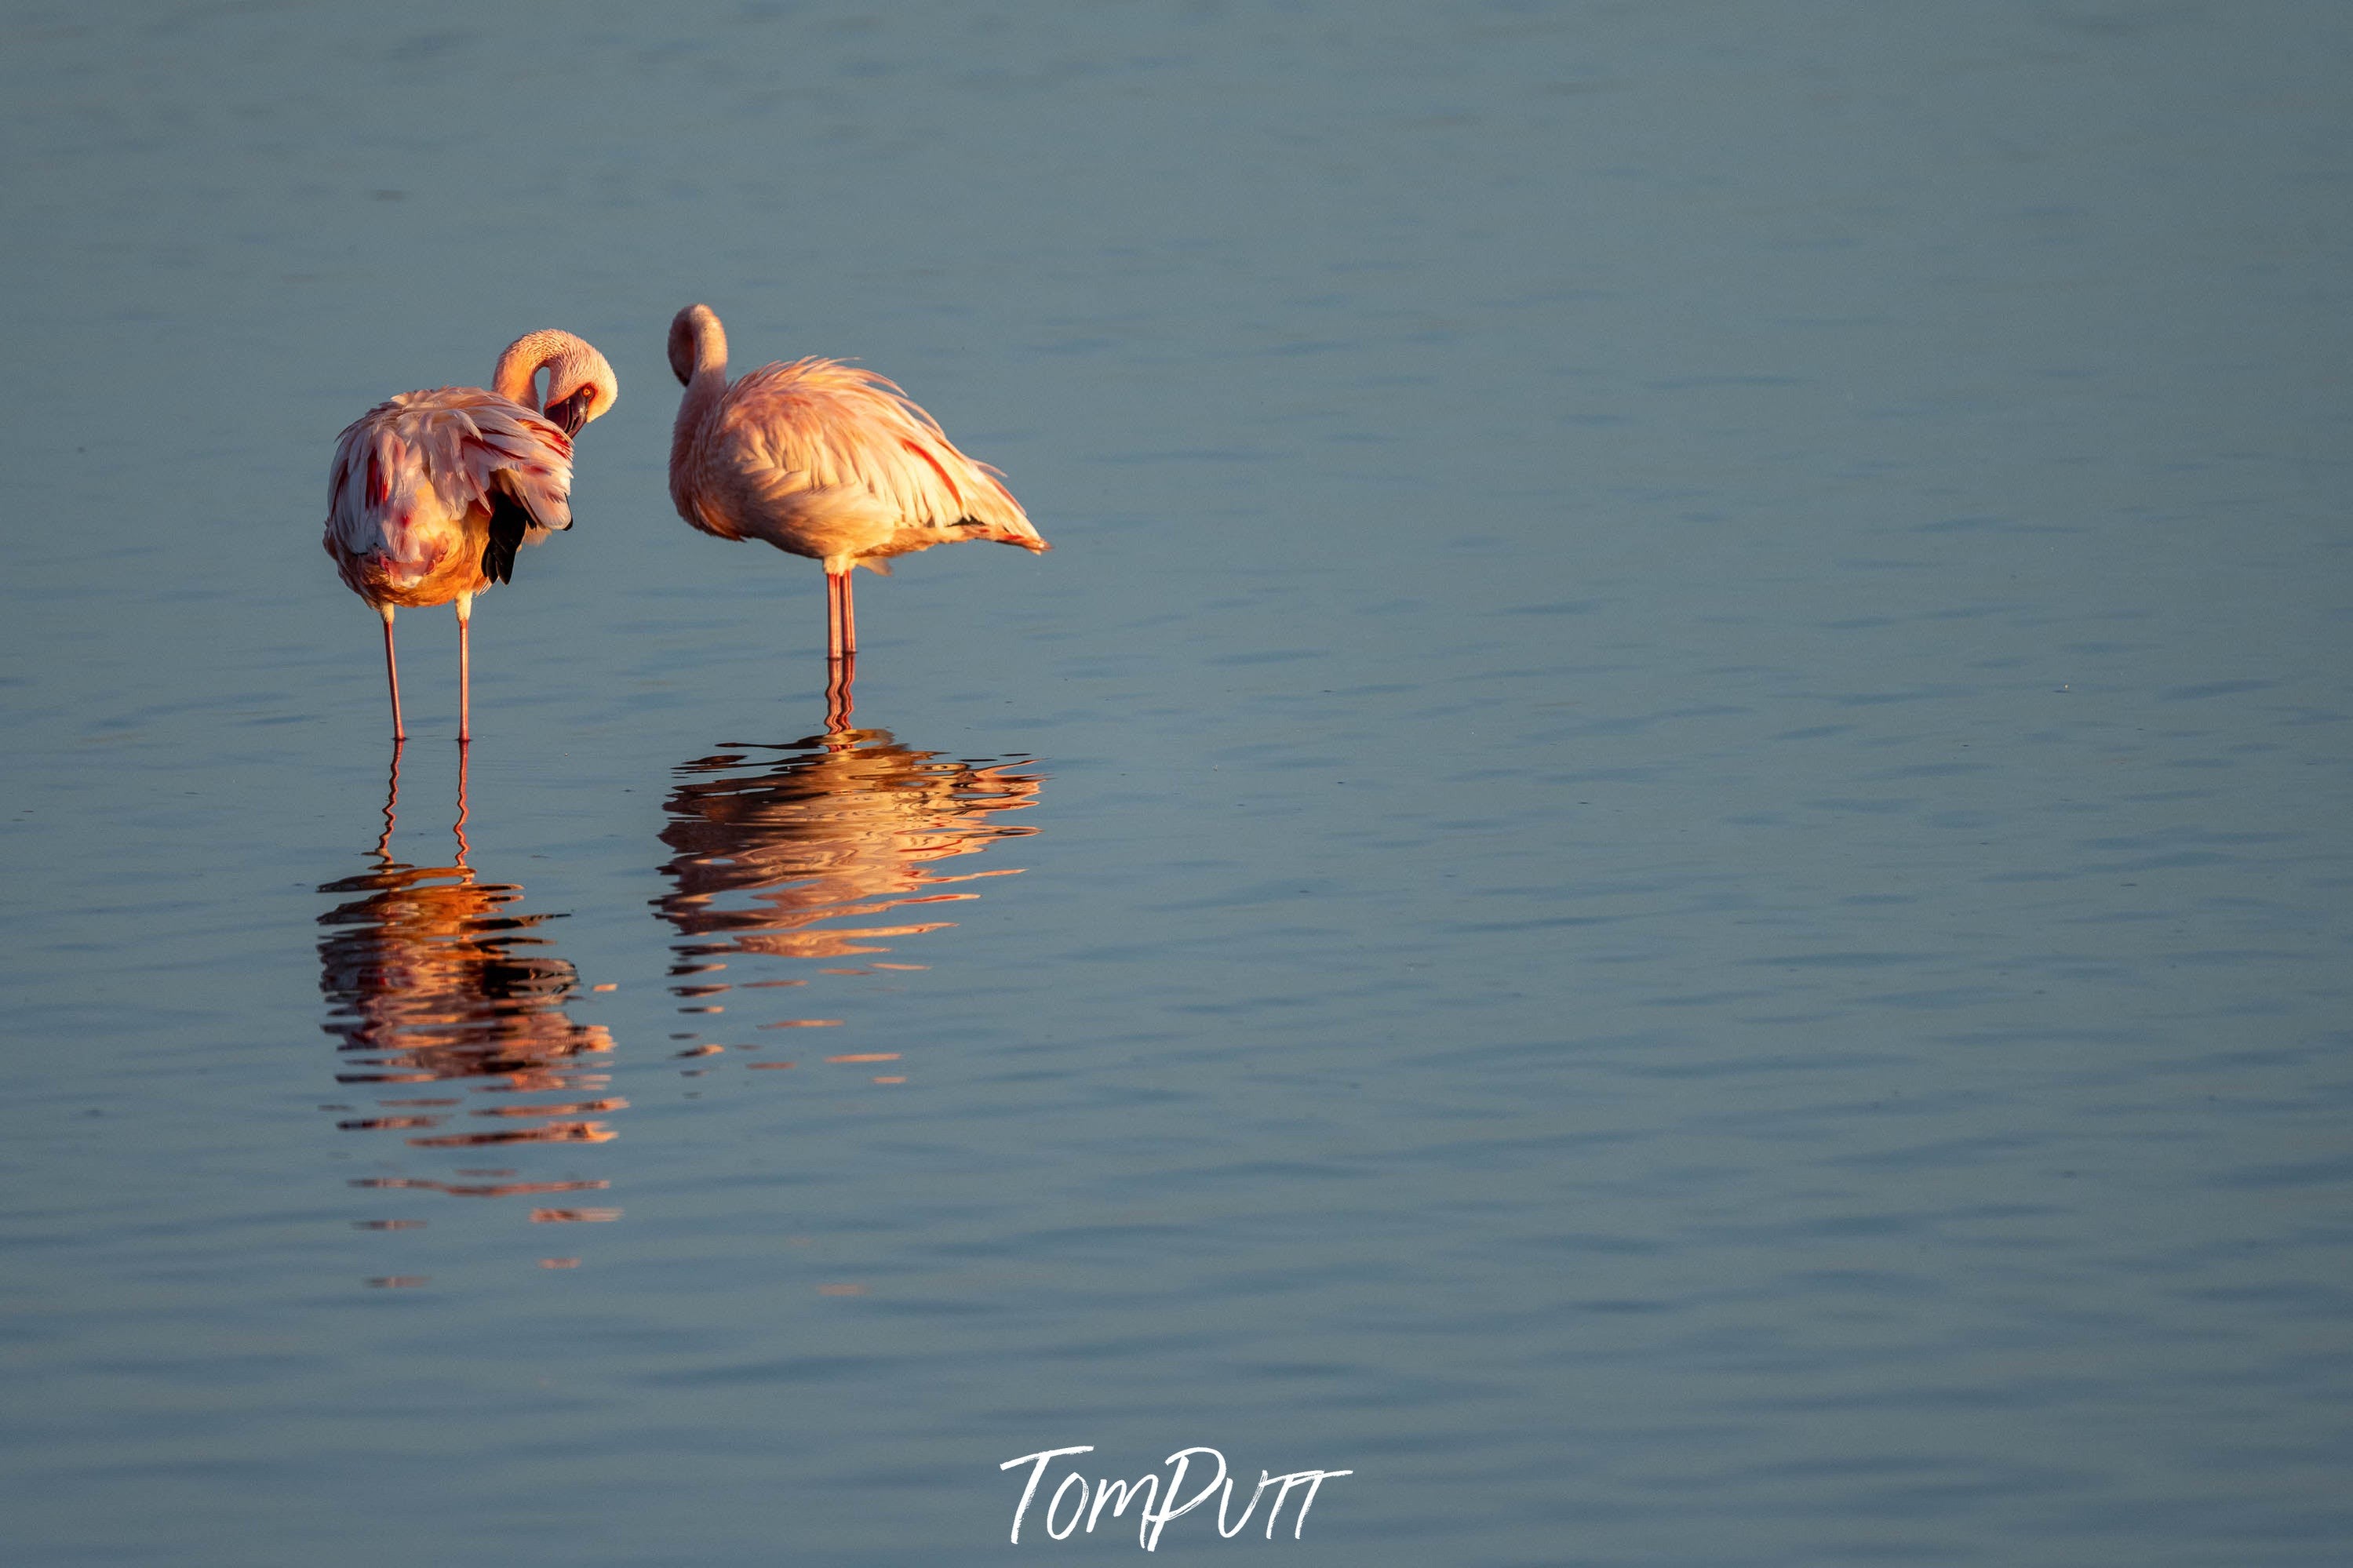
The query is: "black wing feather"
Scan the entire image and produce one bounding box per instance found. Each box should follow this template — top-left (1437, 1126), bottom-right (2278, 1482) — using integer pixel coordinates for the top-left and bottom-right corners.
top-left (482, 475), bottom-right (532, 584)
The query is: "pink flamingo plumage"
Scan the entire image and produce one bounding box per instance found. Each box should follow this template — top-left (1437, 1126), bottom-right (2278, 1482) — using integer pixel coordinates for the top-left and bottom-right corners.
top-left (325, 329), bottom-right (617, 742)
top-left (665, 304), bottom-right (1047, 722)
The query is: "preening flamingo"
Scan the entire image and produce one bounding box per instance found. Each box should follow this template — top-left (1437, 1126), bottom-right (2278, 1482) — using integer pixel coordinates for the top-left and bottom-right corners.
top-left (325, 329), bottom-right (617, 741)
top-left (665, 304), bottom-right (1047, 722)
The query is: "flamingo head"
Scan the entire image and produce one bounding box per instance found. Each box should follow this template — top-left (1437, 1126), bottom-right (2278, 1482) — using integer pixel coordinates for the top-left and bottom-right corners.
top-left (668, 304), bottom-right (727, 387)
top-left (493, 329), bottom-right (619, 436)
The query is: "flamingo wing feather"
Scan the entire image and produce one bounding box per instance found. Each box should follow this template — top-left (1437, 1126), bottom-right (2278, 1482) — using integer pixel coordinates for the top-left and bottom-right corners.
top-left (327, 388), bottom-right (575, 570)
top-left (708, 359), bottom-right (1037, 555)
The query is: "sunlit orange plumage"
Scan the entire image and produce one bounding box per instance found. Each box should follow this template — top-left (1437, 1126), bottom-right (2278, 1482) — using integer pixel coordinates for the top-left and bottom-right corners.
top-left (665, 304), bottom-right (1047, 721)
top-left (325, 329), bottom-right (617, 741)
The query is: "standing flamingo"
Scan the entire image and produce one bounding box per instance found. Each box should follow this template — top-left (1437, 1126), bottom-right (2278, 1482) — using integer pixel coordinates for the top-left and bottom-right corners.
top-left (665, 304), bottom-right (1047, 723)
top-left (326, 329), bottom-right (617, 742)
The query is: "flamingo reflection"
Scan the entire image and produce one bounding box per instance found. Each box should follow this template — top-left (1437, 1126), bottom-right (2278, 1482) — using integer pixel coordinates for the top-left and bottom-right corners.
top-left (653, 728), bottom-right (1042, 1041)
top-left (319, 744), bottom-right (622, 1204)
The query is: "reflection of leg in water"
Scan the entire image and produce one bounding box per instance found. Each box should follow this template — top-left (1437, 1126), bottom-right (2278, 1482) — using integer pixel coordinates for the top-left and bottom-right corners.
top-left (375, 739), bottom-right (403, 860)
top-left (319, 742), bottom-right (621, 1230)
top-left (453, 738), bottom-right (471, 864)
top-left (824, 653), bottom-right (857, 733)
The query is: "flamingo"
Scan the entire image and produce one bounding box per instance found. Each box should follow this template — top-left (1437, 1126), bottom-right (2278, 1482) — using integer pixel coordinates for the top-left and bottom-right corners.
top-left (665, 304), bottom-right (1047, 722)
top-left (325, 329), bottom-right (617, 742)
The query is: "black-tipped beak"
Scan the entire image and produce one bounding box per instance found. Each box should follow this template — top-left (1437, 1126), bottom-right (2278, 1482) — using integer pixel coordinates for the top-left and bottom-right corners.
top-left (545, 387), bottom-right (592, 436)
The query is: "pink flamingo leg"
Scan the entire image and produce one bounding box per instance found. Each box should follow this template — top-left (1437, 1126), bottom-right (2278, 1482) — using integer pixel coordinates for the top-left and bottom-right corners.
top-left (379, 606), bottom-right (406, 741)
top-left (821, 571), bottom-right (857, 727)
top-left (455, 591), bottom-right (475, 744)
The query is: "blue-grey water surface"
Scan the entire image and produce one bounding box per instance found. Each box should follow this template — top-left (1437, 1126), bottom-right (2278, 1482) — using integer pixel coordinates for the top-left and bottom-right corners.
top-left (4, 3), bottom-right (2351, 1563)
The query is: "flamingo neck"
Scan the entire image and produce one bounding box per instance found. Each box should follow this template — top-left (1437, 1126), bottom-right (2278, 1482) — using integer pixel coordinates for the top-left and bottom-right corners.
top-left (491, 329), bottom-right (578, 409)
top-left (669, 360), bottom-right (730, 513)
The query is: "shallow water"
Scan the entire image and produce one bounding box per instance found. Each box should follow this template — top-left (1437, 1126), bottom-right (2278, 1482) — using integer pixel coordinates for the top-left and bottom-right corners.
top-left (4, 2), bottom-right (2352, 1563)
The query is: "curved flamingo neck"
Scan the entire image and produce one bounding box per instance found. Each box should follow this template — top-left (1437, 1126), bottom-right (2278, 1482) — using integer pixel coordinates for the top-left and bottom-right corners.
top-left (670, 336), bottom-right (731, 519)
top-left (672, 312), bottom-right (730, 438)
top-left (492, 329), bottom-right (618, 423)
top-left (491, 329), bottom-right (578, 408)
top-left (685, 310), bottom-right (727, 382)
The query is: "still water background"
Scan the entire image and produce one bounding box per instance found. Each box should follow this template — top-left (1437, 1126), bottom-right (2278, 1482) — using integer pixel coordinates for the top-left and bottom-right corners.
top-left (5, 2), bottom-right (2351, 1563)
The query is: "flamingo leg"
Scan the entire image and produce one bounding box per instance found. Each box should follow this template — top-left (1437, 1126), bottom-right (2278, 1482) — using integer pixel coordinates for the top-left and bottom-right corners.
top-left (379, 605), bottom-right (406, 742)
top-left (820, 570), bottom-right (856, 728)
top-left (455, 591), bottom-right (475, 744)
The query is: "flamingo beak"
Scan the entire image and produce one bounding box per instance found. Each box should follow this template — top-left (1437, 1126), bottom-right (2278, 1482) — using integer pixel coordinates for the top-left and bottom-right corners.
top-left (545, 387), bottom-right (593, 436)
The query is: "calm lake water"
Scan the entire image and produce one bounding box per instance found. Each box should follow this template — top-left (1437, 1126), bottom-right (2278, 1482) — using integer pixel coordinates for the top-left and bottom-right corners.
top-left (4, 2), bottom-right (2351, 1563)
